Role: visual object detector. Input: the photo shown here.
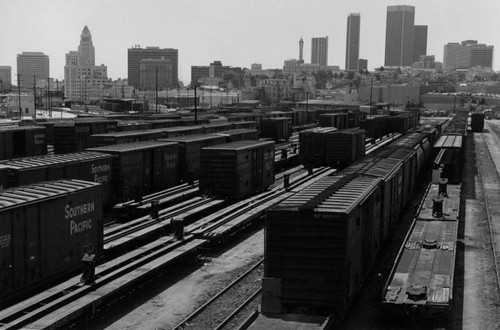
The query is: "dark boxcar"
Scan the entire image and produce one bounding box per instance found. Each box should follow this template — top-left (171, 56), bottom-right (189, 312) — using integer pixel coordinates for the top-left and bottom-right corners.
top-left (471, 112), bottom-right (485, 133)
top-left (263, 174), bottom-right (382, 316)
top-left (260, 118), bottom-right (292, 142)
top-left (215, 129), bottom-right (259, 143)
top-left (160, 134), bottom-right (227, 182)
top-left (363, 158), bottom-right (404, 242)
top-left (117, 120), bottom-right (153, 132)
top-left (87, 141), bottom-right (178, 203)
top-left (299, 127), bottom-right (337, 166)
top-left (348, 111), bottom-right (367, 128)
top-left (0, 152), bottom-right (114, 208)
top-left (0, 126), bottom-right (47, 160)
top-left (385, 147), bottom-right (418, 209)
top-left (325, 128), bottom-right (366, 168)
top-left (231, 121), bottom-right (257, 130)
top-left (202, 122), bottom-right (233, 134)
top-left (89, 129), bottom-right (164, 147)
top-left (0, 180), bottom-right (103, 302)
top-left (359, 115), bottom-right (389, 140)
top-left (387, 114), bottom-right (409, 134)
top-left (200, 140), bottom-right (275, 200)
top-left (318, 113), bottom-right (349, 130)
top-left (159, 125), bottom-right (203, 138)
top-left (53, 119), bottom-right (118, 153)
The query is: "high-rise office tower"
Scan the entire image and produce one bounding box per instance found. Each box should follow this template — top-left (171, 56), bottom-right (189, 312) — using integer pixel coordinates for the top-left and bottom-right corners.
top-left (299, 38), bottom-right (304, 64)
top-left (456, 40), bottom-right (494, 69)
top-left (311, 37), bottom-right (328, 67)
top-left (64, 26), bottom-right (108, 101)
top-left (384, 5), bottom-right (415, 67)
top-left (345, 13), bottom-right (361, 71)
top-left (128, 47), bottom-right (178, 88)
top-left (443, 42), bottom-right (461, 71)
top-left (413, 25), bottom-right (428, 62)
top-left (16, 52), bottom-right (49, 90)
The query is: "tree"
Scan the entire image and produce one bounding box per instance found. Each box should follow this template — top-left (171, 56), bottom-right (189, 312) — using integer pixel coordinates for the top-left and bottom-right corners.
top-left (379, 66), bottom-right (385, 72)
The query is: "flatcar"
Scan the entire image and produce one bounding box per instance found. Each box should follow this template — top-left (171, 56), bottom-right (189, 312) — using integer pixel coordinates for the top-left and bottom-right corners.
top-left (382, 181), bottom-right (461, 314)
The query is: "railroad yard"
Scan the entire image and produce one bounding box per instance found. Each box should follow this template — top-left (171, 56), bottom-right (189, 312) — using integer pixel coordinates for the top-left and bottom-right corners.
top-left (1, 109), bottom-right (500, 330)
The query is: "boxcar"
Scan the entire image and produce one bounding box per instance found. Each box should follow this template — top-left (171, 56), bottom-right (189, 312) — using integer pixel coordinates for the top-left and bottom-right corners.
top-left (318, 113), bottom-right (349, 130)
top-left (53, 119), bottom-right (117, 153)
top-left (87, 141), bottom-right (179, 203)
top-left (89, 129), bottom-right (165, 147)
top-left (260, 118), bottom-right (293, 142)
top-left (299, 127), bottom-right (337, 167)
top-left (200, 140), bottom-right (275, 200)
top-left (324, 128), bottom-right (366, 168)
top-left (0, 180), bottom-right (103, 303)
top-left (470, 112), bottom-right (485, 133)
top-left (359, 115), bottom-right (389, 140)
top-left (263, 174), bottom-right (382, 316)
top-left (160, 134), bottom-right (227, 182)
top-left (0, 152), bottom-right (114, 208)
top-left (215, 129), bottom-right (259, 143)
top-left (0, 126), bottom-right (47, 160)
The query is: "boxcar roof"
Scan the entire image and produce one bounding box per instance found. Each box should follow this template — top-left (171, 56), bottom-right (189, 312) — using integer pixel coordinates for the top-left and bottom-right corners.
top-left (0, 179), bottom-right (100, 209)
top-left (86, 140), bottom-right (178, 152)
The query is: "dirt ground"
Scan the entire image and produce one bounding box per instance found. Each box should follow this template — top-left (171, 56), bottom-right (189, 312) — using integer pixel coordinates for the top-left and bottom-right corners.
top-left (87, 230), bottom-right (264, 330)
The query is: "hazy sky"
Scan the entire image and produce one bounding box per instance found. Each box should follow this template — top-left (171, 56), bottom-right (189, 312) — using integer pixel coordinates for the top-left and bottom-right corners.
top-left (1, 0), bottom-right (498, 84)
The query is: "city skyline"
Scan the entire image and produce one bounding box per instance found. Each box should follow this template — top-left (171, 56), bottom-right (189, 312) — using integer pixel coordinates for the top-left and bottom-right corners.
top-left (0, 0), bottom-right (499, 85)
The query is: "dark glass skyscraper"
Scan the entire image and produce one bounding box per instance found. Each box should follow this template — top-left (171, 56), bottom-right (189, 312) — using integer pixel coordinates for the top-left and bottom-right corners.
top-left (345, 13), bottom-right (360, 71)
top-left (384, 5), bottom-right (415, 67)
top-left (413, 25), bottom-right (428, 62)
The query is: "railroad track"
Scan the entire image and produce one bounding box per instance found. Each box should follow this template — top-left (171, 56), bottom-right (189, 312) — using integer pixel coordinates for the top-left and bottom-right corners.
top-left (104, 196), bottom-right (225, 256)
top-left (111, 181), bottom-right (200, 221)
top-left (171, 258), bottom-right (264, 330)
top-left (476, 126), bottom-right (500, 292)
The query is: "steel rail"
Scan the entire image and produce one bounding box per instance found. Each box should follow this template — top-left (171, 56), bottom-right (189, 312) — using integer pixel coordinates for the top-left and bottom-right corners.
top-left (170, 258), bottom-right (264, 330)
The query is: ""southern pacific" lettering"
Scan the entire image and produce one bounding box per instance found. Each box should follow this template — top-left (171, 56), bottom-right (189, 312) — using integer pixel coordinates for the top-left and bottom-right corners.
top-left (65, 202), bottom-right (95, 219)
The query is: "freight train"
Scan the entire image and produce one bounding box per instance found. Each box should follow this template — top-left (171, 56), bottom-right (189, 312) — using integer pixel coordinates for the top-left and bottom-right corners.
top-left (262, 127), bottom-right (437, 320)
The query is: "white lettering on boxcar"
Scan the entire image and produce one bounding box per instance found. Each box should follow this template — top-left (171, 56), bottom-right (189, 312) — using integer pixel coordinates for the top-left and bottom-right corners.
top-left (65, 202), bottom-right (95, 219)
top-left (0, 234), bottom-right (11, 248)
top-left (70, 219), bottom-right (92, 235)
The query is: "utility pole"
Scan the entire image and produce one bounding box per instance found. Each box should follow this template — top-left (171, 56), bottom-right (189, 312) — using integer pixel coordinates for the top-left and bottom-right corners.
top-left (46, 77), bottom-right (50, 114)
top-left (369, 77), bottom-right (373, 105)
top-left (194, 85), bottom-right (197, 124)
top-left (17, 74), bottom-right (21, 120)
top-left (155, 67), bottom-right (158, 113)
top-left (32, 75), bottom-right (37, 118)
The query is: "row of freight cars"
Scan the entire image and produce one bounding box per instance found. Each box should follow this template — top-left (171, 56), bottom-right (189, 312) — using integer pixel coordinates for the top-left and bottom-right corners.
top-left (0, 139), bottom-right (275, 304)
top-left (0, 118), bottom-right (257, 160)
top-left (0, 129), bottom-right (270, 208)
top-left (262, 127), bottom-right (436, 319)
top-left (297, 110), bottom-right (421, 169)
top-left (0, 107), bottom-right (418, 160)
